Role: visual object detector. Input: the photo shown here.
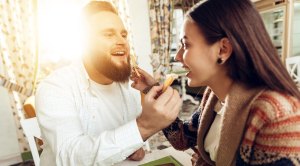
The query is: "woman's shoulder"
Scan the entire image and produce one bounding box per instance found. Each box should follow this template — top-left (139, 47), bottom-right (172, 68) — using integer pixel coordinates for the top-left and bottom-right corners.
top-left (250, 90), bottom-right (300, 122)
top-left (240, 91), bottom-right (300, 165)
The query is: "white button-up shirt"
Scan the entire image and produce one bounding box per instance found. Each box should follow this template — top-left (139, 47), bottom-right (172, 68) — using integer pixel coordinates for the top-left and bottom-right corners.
top-left (204, 102), bottom-right (225, 162)
top-left (35, 59), bottom-right (144, 166)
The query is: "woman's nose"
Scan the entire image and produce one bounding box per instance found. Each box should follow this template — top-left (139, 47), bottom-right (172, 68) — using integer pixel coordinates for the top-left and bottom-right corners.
top-left (175, 47), bottom-right (184, 62)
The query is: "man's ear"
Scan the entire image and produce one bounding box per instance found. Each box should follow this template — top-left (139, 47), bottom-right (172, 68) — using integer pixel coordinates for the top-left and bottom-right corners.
top-left (219, 38), bottom-right (233, 62)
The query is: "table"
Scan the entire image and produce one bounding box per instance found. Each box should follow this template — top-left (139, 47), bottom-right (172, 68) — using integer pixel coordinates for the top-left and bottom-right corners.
top-left (115, 147), bottom-right (192, 166)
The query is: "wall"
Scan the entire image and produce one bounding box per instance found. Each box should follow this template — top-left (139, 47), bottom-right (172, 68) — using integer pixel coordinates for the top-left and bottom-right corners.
top-left (128, 0), bottom-right (153, 74)
top-left (0, 61), bottom-right (22, 165)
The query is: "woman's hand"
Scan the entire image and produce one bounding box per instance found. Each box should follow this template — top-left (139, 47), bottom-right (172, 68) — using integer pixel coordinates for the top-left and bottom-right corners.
top-left (136, 85), bottom-right (182, 141)
top-left (130, 68), bottom-right (157, 92)
top-left (128, 148), bottom-right (145, 161)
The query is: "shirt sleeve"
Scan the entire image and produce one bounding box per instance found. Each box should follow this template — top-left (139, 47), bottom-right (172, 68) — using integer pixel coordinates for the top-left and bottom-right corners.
top-left (35, 78), bottom-right (144, 166)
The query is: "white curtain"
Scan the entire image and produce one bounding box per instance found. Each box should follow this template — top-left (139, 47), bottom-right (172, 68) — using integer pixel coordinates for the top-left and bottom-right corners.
top-left (110, 0), bottom-right (135, 53)
top-left (0, 0), bottom-right (38, 153)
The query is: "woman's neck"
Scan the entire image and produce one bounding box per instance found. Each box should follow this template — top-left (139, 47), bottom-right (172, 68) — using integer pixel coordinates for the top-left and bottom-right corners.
top-left (208, 74), bottom-right (234, 102)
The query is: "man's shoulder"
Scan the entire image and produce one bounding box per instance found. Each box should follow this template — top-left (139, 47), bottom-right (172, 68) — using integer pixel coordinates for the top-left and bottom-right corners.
top-left (36, 62), bottom-right (84, 95)
top-left (41, 65), bottom-right (75, 86)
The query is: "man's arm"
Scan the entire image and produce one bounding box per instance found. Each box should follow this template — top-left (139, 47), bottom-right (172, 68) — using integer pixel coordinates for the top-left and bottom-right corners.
top-left (35, 80), bottom-right (144, 166)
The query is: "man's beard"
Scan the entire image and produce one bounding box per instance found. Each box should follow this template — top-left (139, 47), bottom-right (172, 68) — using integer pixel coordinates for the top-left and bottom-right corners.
top-left (94, 54), bottom-right (131, 83)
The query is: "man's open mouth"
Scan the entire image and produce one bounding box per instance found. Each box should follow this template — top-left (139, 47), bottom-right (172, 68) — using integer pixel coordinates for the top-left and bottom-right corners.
top-left (111, 51), bottom-right (126, 56)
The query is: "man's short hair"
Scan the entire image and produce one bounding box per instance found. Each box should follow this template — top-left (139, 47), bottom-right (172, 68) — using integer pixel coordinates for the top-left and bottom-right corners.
top-left (82, 1), bottom-right (118, 18)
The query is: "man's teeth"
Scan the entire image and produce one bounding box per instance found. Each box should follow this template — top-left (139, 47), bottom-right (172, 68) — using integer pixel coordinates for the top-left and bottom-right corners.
top-left (113, 51), bottom-right (125, 55)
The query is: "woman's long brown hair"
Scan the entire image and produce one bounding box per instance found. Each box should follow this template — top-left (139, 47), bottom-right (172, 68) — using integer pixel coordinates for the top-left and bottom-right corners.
top-left (187, 0), bottom-right (300, 99)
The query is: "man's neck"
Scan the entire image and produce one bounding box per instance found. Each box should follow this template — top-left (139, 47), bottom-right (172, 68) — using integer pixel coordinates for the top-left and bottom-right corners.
top-left (83, 58), bottom-right (113, 85)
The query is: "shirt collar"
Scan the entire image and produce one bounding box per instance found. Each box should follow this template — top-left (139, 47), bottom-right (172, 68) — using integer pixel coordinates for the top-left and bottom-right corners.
top-left (71, 58), bottom-right (91, 91)
top-left (73, 58), bottom-right (130, 91)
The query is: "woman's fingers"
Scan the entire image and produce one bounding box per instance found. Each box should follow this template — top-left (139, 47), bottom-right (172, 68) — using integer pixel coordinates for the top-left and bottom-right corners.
top-left (137, 68), bottom-right (157, 85)
top-left (136, 68), bottom-right (149, 76)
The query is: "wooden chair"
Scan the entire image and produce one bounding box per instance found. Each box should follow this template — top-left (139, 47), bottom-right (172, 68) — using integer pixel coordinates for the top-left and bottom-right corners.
top-left (20, 117), bottom-right (41, 166)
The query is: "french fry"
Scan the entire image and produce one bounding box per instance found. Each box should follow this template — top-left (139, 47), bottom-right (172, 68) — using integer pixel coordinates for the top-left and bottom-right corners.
top-left (131, 53), bottom-right (141, 77)
top-left (162, 74), bottom-right (178, 92)
top-left (133, 67), bottom-right (141, 77)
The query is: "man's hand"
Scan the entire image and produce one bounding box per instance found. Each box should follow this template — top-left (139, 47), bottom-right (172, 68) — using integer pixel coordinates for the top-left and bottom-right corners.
top-left (128, 148), bottom-right (145, 161)
top-left (136, 85), bottom-right (182, 141)
top-left (130, 68), bottom-right (157, 91)
top-left (191, 153), bottom-right (199, 166)
top-left (191, 147), bottom-right (200, 166)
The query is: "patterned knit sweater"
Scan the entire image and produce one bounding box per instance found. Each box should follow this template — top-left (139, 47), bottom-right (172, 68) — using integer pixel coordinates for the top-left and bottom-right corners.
top-left (163, 90), bottom-right (300, 166)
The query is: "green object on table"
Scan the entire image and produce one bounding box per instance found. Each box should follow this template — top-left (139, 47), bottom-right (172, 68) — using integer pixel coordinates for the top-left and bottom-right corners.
top-left (139, 155), bottom-right (183, 166)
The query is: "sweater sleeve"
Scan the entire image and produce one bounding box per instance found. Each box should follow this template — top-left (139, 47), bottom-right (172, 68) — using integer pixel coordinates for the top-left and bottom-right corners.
top-left (237, 91), bottom-right (300, 166)
top-left (162, 111), bottom-right (200, 151)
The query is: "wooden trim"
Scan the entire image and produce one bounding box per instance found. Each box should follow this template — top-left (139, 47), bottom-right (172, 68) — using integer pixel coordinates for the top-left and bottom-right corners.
top-left (254, 0), bottom-right (287, 11)
top-left (284, 0), bottom-right (294, 62)
top-left (254, 0), bottom-right (297, 63)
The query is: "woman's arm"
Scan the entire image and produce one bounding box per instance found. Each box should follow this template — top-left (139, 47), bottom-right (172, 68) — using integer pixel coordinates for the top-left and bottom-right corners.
top-left (130, 68), bottom-right (202, 150)
top-left (238, 91), bottom-right (300, 166)
top-left (162, 111), bottom-right (200, 150)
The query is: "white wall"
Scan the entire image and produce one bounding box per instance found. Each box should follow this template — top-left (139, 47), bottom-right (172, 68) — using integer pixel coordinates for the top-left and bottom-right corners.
top-left (0, 62), bottom-right (22, 165)
top-left (128, 0), bottom-right (153, 74)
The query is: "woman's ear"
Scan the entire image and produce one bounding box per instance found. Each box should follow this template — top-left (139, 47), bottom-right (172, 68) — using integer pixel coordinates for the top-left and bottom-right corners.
top-left (219, 38), bottom-right (232, 63)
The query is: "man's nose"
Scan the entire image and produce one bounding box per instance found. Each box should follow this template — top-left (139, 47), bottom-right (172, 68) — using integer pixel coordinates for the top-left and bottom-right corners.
top-left (116, 35), bottom-right (127, 45)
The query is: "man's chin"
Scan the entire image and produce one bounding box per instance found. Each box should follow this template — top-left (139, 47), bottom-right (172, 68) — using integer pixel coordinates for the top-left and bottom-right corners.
top-left (105, 67), bottom-right (131, 83)
top-left (111, 55), bottom-right (128, 61)
top-left (96, 55), bottom-right (131, 83)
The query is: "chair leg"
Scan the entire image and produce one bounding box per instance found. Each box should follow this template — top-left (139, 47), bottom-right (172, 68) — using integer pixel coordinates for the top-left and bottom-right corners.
top-left (27, 136), bottom-right (40, 166)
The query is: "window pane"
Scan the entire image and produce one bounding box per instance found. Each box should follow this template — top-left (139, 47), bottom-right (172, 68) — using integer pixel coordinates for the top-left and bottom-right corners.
top-left (292, 2), bottom-right (300, 56)
top-left (261, 9), bottom-right (285, 57)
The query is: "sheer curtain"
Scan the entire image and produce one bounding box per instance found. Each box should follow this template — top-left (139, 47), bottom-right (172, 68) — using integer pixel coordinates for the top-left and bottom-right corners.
top-left (148, 0), bottom-right (173, 80)
top-left (0, 0), bottom-right (38, 153)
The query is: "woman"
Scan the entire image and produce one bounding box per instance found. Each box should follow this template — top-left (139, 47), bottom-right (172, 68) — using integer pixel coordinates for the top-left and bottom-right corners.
top-left (131, 0), bottom-right (300, 165)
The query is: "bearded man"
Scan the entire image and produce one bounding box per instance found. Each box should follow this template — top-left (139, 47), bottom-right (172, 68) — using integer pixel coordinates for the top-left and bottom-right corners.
top-left (35, 1), bottom-right (146, 165)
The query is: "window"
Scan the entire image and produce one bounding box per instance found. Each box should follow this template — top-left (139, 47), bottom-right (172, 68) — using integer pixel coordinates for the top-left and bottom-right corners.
top-left (261, 8), bottom-right (285, 57)
top-left (170, 8), bottom-right (184, 63)
top-left (291, 2), bottom-right (300, 56)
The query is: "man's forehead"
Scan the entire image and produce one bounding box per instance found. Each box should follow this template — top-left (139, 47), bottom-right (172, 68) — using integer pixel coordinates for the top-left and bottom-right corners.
top-left (88, 11), bottom-right (126, 31)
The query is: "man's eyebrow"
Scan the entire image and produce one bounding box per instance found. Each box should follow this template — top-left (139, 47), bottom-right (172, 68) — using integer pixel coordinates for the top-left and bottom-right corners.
top-left (121, 29), bottom-right (128, 34)
top-left (101, 28), bottom-right (127, 35)
top-left (101, 28), bottom-right (115, 33)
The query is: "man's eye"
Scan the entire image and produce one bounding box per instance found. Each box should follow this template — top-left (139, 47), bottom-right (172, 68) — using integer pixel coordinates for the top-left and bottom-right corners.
top-left (121, 34), bottom-right (127, 38)
top-left (104, 33), bottom-right (114, 37)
